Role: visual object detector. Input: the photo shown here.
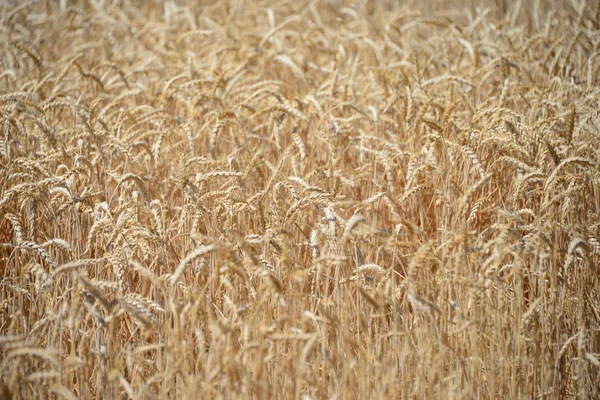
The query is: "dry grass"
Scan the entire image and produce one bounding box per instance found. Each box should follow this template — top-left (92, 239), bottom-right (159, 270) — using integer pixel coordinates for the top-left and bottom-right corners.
top-left (1, 0), bottom-right (600, 398)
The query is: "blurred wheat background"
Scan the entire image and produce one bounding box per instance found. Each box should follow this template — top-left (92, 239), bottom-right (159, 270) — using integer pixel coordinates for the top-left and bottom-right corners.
top-left (1, 0), bottom-right (599, 398)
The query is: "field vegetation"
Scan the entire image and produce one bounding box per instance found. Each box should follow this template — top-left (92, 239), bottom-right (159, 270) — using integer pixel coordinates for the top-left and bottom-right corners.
top-left (1, 0), bottom-right (599, 398)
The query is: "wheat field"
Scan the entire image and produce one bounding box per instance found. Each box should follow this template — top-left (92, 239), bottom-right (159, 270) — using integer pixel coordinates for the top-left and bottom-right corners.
top-left (1, 0), bottom-right (599, 399)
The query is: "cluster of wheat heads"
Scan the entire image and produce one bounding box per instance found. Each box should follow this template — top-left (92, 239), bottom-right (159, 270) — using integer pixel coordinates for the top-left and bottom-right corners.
top-left (1, 0), bottom-right (599, 398)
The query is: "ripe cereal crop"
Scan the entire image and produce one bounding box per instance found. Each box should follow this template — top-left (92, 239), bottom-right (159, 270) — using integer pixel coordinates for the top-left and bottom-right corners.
top-left (1, 1), bottom-right (599, 398)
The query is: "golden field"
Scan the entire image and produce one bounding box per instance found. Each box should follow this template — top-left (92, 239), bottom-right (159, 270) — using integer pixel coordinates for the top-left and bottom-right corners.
top-left (1, 0), bottom-right (599, 398)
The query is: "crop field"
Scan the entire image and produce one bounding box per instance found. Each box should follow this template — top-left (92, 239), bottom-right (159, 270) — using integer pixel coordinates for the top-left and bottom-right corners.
top-left (1, 0), bottom-right (599, 398)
